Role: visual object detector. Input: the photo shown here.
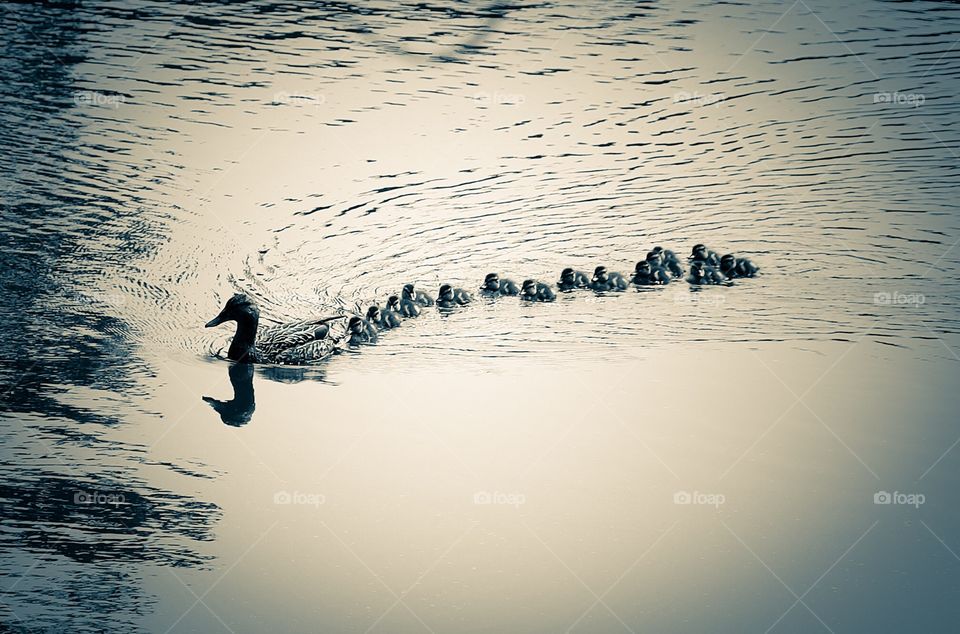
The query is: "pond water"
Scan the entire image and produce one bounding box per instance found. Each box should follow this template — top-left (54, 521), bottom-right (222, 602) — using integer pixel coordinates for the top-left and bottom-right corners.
top-left (1, 0), bottom-right (959, 632)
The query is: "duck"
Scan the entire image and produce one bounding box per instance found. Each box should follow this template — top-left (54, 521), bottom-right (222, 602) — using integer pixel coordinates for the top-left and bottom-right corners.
top-left (384, 295), bottom-right (405, 324)
top-left (689, 243), bottom-right (721, 268)
top-left (399, 285), bottom-right (423, 317)
top-left (649, 247), bottom-right (684, 277)
top-left (403, 283), bottom-right (435, 307)
top-left (632, 260), bottom-right (671, 285)
top-left (520, 279), bottom-right (556, 302)
top-left (687, 260), bottom-right (726, 285)
top-left (557, 267), bottom-right (591, 291)
top-left (590, 266), bottom-right (628, 291)
top-left (347, 316), bottom-right (378, 346)
top-left (437, 283), bottom-right (472, 308)
top-left (366, 304), bottom-right (401, 330)
top-left (205, 294), bottom-right (345, 364)
top-left (480, 272), bottom-right (520, 296)
top-left (720, 254), bottom-right (759, 278)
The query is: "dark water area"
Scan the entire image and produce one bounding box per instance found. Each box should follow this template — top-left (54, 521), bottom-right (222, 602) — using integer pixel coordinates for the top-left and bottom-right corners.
top-left (1, 0), bottom-right (959, 632)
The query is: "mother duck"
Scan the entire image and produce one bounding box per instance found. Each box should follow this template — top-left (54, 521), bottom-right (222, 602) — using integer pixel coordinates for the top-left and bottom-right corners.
top-left (205, 294), bottom-right (345, 364)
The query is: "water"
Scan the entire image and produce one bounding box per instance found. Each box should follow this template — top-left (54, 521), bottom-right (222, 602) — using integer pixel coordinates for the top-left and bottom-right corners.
top-left (1, 0), bottom-right (959, 631)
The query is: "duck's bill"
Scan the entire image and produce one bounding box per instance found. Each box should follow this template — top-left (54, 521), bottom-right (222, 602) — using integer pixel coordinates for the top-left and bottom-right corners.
top-left (205, 313), bottom-right (227, 328)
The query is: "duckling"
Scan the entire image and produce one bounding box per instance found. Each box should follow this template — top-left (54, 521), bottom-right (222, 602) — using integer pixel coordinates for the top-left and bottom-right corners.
top-left (347, 316), bottom-right (378, 346)
top-left (689, 243), bottom-right (720, 268)
top-left (480, 272), bottom-right (520, 296)
top-left (520, 279), bottom-right (556, 302)
top-left (687, 260), bottom-right (726, 285)
top-left (384, 295), bottom-right (405, 325)
top-left (720, 254), bottom-right (759, 278)
top-left (399, 285), bottom-right (423, 317)
top-left (557, 267), bottom-right (591, 291)
top-left (366, 304), bottom-right (401, 330)
top-left (205, 294), bottom-right (345, 364)
top-left (590, 266), bottom-right (628, 291)
top-left (650, 246), bottom-right (684, 277)
top-left (632, 260), bottom-right (671, 285)
top-left (437, 283), bottom-right (472, 308)
top-left (403, 283), bottom-right (434, 307)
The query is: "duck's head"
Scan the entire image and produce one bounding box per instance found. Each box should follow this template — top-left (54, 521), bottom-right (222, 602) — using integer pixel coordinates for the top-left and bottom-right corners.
top-left (690, 244), bottom-right (707, 260)
top-left (645, 250), bottom-right (661, 264)
top-left (521, 279), bottom-right (537, 296)
top-left (206, 294), bottom-right (259, 328)
top-left (635, 261), bottom-right (651, 275)
top-left (387, 295), bottom-right (400, 310)
top-left (366, 306), bottom-right (380, 322)
top-left (439, 284), bottom-right (453, 300)
top-left (402, 284), bottom-right (416, 299)
top-left (720, 254), bottom-right (736, 272)
top-left (348, 317), bottom-right (364, 334)
top-left (593, 266), bottom-right (608, 283)
top-left (559, 268), bottom-right (575, 284)
top-left (690, 261), bottom-right (706, 280)
top-left (483, 273), bottom-right (500, 291)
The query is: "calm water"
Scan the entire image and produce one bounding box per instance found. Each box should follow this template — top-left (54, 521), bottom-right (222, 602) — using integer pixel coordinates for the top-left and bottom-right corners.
top-left (2, 0), bottom-right (959, 632)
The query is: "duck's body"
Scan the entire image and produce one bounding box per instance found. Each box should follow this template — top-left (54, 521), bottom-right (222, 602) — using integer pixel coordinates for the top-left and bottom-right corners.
top-left (480, 273), bottom-right (520, 296)
top-left (590, 266), bottom-right (628, 291)
top-left (366, 304), bottom-right (401, 331)
top-left (205, 294), bottom-right (344, 364)
top-left (687, 261), bottom-right (726, 285)
top-left (403, 283), bottom-right (435, 307)
top-left (347, 316), bottom-right (378, 346)
top-left (520, 279), bottom-right (556, 302)
top-left (399, 285), bottom-right (423, 317)
top-left (720, 254), bottom-right (759, 278)
top-left (557, 268), bottom-right (590, 291)
top-left (650, 247), bottom-right (684, 277)
top-left (383, 296), bottom-right (404, 326)
top-left (632, 260), bottom-right (671, 285)
top-left (689, 244), bottom-right (721, 268)
top-left (437, 284), bottom-right (472, 309)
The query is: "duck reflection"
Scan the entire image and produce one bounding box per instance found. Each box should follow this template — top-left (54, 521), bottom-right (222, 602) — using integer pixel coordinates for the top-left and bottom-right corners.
top-left (203, 362), bottom-right (255, 426)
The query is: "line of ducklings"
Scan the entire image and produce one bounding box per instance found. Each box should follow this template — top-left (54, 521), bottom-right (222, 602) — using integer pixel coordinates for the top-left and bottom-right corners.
top-left (205, 244), bottom-right (758, 364)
